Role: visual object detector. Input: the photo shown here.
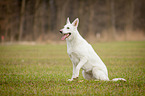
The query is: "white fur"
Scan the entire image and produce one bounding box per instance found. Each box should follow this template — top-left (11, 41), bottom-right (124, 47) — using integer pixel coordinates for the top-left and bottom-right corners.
top-left (60, 17), bottom-right (126, 82)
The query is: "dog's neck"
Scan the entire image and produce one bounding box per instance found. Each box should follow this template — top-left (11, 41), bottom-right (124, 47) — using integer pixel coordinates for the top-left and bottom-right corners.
top-left (66, 30), bottom-right (87, 48)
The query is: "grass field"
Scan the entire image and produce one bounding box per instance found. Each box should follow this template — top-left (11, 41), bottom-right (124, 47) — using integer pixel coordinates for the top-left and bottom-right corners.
top-left (0, 41), bottom-right (145, 95)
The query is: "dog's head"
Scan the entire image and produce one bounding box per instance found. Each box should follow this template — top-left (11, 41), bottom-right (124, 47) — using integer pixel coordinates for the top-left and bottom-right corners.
top-left (60, 17), bottom-right (79, 40)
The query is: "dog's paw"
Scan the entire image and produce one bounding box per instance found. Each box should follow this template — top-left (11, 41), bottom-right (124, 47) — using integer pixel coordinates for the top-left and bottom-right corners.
top-left (67, 79), bottom-right (73, 81)
top-left (73, 77), bottom-right (78, 80)
top-left (67, 77), bottom-right (78, 81)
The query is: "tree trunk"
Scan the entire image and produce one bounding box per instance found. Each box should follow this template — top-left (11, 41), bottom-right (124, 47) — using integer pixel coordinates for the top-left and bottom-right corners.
top-left (33, 0), bottom-right (41, 40)
top-left (125, 0), bottom-right (134, 40)
top-left (110, 0), bottom-right (116, 40)
top-left (19, 0), bottom-right (25, 41)
top-left (88, 0), bottom-right (95, 40)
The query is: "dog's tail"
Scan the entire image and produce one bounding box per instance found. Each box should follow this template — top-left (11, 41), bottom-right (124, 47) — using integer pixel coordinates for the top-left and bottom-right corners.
top-left (111, 78), bottom-right (126, 82)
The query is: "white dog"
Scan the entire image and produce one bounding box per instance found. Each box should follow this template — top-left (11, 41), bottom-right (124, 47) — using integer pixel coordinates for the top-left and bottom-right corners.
top-left (60, 18), bottom-right (126, 81)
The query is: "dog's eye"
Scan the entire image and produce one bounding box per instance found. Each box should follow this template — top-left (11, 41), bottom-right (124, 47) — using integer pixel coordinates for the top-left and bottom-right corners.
top-left (67, 27), bottom-right (70, 29)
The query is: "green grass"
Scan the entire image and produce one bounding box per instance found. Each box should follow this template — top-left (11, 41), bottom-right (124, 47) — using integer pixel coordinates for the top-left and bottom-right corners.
top-left (0, 41), bottom-right (145, 95)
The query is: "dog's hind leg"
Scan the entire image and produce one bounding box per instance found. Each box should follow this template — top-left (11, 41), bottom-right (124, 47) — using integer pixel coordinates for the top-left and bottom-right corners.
top-left (82, 70), bottom-right (94, 80)
top-left (92, 67), bottom-right (109, 81)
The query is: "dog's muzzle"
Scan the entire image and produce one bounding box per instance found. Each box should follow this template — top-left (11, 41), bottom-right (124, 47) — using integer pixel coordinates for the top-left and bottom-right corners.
top-left (60, 30), bottom-right (63, 34)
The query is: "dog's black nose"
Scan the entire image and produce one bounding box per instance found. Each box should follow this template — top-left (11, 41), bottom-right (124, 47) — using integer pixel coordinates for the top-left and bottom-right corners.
top-left (60, 30), bottom-right (63, 34)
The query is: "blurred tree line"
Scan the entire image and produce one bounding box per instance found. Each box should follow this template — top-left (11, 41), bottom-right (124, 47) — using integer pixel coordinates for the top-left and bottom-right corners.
top-left (0, 0), bottom-right (145, 42)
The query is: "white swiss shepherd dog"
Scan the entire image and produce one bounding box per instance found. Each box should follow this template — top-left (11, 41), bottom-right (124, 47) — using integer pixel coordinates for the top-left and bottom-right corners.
top-left (60, 17), bottom-right (126, 82)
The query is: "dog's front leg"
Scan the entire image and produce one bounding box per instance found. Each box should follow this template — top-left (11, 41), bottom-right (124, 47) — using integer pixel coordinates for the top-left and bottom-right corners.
top-left (68, 57), bottom-right (87, 81)
top-left (68, 64), bottom-right (76, 81)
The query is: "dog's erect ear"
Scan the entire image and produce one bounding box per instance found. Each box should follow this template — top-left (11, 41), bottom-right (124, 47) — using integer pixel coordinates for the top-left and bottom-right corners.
top-left (72, 18), bottom-right (79, 27)
top-left (66, 17), bottom-right (70, 24)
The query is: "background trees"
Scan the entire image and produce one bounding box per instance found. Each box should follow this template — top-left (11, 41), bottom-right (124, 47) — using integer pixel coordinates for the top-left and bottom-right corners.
top-left (0, 0), bottom-right (145, 42)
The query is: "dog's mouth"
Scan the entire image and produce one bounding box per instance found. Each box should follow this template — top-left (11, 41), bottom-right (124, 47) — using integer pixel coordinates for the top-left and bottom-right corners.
top-left (61, 33), bottom-right (71, 40)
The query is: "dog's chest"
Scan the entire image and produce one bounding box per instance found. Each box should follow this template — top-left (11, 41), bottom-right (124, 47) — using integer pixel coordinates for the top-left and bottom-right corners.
top-left (67, 46), bottom-right (80, 65)
top-left (68, 51), bottom-right (80, 66)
